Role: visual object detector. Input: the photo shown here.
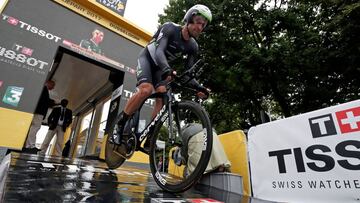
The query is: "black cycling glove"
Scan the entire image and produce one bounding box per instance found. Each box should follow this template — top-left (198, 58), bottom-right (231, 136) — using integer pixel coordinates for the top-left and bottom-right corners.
top-left (161, 67), bottom-right (174, 80)
top-left (198, 86), bottom-right (210, 99)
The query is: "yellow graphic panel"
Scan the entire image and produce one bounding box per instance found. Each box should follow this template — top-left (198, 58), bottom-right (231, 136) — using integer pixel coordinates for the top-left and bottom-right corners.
top-left (0, 107), bottom-right (33, 149)
top-left (128, 151), bottom-right (149, 164)
top-left (219, 130), bottom-right (252, 196)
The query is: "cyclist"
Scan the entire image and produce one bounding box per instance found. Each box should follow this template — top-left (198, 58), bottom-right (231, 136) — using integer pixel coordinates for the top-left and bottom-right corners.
top-left (114, 4), bottom-right (212, 149)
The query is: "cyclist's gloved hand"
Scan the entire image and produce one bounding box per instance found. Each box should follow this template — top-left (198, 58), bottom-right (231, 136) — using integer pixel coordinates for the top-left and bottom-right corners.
top-left (161, 67), bottom-right (176, 81)
top-left (197, 86), bottom-right (210, 100)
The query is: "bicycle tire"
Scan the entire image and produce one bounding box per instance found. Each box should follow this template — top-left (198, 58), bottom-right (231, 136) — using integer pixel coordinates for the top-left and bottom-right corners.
top-left (149, 100), bottom-right (213, 192)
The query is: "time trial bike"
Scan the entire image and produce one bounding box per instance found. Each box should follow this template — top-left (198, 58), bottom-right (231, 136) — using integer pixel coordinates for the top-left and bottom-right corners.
top-left (105, 60), bottom-right (213, 193)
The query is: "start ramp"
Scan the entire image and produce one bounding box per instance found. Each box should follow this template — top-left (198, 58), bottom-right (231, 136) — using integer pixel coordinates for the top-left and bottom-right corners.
top-left (0, 152), bottom-right (278, 203)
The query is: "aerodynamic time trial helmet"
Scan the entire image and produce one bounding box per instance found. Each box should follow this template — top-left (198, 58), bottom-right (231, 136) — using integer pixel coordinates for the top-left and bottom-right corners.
top-left (183, 4), bottom-right (212, 25)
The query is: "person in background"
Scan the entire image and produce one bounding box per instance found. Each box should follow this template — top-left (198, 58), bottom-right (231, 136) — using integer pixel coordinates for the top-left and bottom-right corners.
top-left (23, 80), bottom-right (56, 154)
top-left (39, 99), bottom-right (72, 156)
top-left (157, 156), bottom-right (164, 171)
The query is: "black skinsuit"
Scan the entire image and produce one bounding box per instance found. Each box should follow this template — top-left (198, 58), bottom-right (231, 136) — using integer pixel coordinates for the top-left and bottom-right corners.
top-left (136, 22), bottom-right (204, 91)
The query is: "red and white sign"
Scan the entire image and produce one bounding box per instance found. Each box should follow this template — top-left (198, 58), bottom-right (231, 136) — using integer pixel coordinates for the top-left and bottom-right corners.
top-left (248, 100), bottom-right (360, 203)
top-left (21, 47), bottom-right (33, 56)
top-left (7, 17), bottom-right (19, 25)
top-left (336, 107), bottom-right (360, 134)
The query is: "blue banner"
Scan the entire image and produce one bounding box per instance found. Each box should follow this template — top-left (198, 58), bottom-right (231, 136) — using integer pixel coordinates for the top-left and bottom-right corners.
top-left (96, 0), bottom-right (127, 16)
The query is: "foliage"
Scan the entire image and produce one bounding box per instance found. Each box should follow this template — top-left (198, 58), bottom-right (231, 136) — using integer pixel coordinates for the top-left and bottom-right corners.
top-left (159, 0), bottom-right (360, 133)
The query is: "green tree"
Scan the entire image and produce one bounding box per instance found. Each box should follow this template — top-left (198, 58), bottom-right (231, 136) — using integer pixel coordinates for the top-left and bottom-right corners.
top-left (159, 0), bottom-right (360, 133)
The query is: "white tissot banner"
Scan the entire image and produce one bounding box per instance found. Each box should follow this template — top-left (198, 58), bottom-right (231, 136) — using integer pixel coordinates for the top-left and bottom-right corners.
top-left (248, 100), bottom-right (360, 203)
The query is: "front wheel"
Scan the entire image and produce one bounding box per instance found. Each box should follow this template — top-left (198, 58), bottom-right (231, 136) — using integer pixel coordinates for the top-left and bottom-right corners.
top-left (149, 101), bottom-right (213, 192)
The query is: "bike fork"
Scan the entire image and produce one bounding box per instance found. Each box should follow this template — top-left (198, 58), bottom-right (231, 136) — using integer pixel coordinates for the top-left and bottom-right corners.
top-left (168, 103), bottom-right (182, 145)
top-left (167, 103), bottom-right (175, 144)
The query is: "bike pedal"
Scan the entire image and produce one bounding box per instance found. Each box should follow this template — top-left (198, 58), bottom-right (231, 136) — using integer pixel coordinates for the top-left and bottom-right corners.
top-left (111, 134), bottom-right (122, 145)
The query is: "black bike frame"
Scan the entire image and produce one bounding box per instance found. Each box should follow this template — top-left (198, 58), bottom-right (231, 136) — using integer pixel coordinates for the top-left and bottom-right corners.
top-left (132, 89), bottom-right (176, 150)
top-left (128, 59), bottom-right (204, 151)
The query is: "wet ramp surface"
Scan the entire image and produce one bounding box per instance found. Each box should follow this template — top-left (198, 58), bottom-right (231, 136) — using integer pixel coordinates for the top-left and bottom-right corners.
top-left (1, 153), bottom-right (276, 202)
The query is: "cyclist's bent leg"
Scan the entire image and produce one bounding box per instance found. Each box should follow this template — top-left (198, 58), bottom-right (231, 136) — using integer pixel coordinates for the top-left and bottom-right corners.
top-left (125, 49), bottom-right (155, 116)
top-left (114, 50), bottom-right (155, 142)
top-left (151, 85), bottom-right (166, 119)
top-left (144, 85), bottom-right (166, 151)
top-left (114, 83), bottom-right (154, 143)
top-left (124, 83), bottom-right (154, 115)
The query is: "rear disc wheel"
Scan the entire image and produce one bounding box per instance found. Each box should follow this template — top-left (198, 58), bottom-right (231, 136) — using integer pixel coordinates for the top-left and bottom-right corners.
top-left (105, 118), bottom-right (126, 169)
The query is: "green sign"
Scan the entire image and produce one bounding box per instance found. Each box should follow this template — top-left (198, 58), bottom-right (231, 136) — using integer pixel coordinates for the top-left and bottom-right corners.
top-left (2, 86), bottom-right (24, 107)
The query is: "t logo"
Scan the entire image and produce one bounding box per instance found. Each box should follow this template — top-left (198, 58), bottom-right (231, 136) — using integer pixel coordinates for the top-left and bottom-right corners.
top-left (309, 114), bottom-right (337, 138)
top-left (336, 107), bottom-right (360, 134)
